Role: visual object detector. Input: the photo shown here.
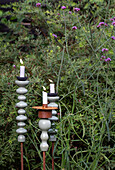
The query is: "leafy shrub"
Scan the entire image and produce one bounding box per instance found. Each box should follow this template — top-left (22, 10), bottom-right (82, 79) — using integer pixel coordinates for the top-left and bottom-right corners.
top-left (0, 0), bottom-right (115, 169)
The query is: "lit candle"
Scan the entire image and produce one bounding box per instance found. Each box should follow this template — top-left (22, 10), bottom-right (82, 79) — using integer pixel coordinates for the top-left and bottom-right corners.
top-left (20, 59), bottom-right (25, 77)
top-left (42, 86), bottom-right (47, 104)
top-left (49, 79), bottom-right (55, 93)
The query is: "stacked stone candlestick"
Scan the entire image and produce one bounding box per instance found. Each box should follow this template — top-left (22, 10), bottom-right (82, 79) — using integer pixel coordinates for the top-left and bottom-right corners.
top-left (15, 77), bottom-right (29, 142)
top-left (48, 93), bottom-right (59, 142)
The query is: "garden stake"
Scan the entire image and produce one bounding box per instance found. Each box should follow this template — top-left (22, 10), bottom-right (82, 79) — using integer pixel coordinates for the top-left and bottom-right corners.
top-left (21, 142), bottom-right (23, 170)
top-left (32, 104), bottom-right (58, 170)
top-left (52, 142), bottom-right (54, 170)
top-left (15, 77), bottom-right (29, 170)
top-left (48, 93), bottom-right (59, 170)
top-left (43, 151), bottom-right (46, 170)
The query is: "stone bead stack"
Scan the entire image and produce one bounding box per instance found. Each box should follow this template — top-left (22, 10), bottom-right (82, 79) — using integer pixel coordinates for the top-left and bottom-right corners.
top-left (48, 94), bottom-right (59, 142)
top-left (39, 117), bottom-right (51, 151)
top-left (32, 105), bottom-right (58, 151)
top-left (15, 77), bottom-right (29, 142)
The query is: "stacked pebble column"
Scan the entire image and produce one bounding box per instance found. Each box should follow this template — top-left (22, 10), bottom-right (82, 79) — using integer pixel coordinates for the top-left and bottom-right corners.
top-left (48, 94), bottom-right (59, 142)
top-left (39, 119), bottom-right (51, 151)
top-left (15, 78), bottom-right (29, 142)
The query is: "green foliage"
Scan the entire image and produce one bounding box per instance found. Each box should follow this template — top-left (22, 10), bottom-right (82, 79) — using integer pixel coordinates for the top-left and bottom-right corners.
top-left (0, 0), bottom-right (115, 169)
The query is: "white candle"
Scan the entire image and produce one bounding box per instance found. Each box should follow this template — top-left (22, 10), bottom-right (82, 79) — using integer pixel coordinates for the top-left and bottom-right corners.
top-left (20, 66), bottom-right (25, 77)
top-left (42, 91), bottom-right (47, 104)
top-left (20, 59), bottom-right (25, 77)
top-left (50, 84), bottom-right (55, 93)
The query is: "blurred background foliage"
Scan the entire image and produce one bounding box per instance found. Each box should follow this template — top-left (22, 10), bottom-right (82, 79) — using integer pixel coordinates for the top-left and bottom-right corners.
top-left (0, 0), bottom-right (115, 169)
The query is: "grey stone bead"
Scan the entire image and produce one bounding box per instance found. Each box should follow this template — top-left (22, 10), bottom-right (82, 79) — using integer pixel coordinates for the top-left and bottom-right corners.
top-left (48, 96), bottom-right (59, 102)
top-left (16, 101), bottom-right (27, 108)
top-left (18, 109), bottom-right (26, 114)
top-left (52, 110), bottom-right (57, 115)
top-left (16, 87), bottom-right (28, 94)
top-left (16, 115), bottom-right (27, 121)
top-left (48, 102), bottom-right (58, 107)
top-left (18, 122), bottom-right (26, 127)
top-left (15, 80), bottom-right (29, 87)
top-left (40, 142), bottom-right (49, 152)
top-left (49, 116), bottom-right (58, 121)
top-left (16, 128), bottom-right (27, 134)
top-left (18, 95), bottom-right (26, 101)
top-left (39, 119), bottom-right (51, 131)
top-left (49, 135), bottom-right (56, 142)
top-left (18, 135), bottom-right (25, 142)
top-left (48, 129), bottom-right (56, 134)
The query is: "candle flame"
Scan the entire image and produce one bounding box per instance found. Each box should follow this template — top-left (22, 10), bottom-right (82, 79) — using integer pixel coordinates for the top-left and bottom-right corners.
top-left (49, 79), bottom-right (53, 83)
top-left (20, 59), bottom-right (23, 65)
top-left (42, 86), bottom-right (46, 91)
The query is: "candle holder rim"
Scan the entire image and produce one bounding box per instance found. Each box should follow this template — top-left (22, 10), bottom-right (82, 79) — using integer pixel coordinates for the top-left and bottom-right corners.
top-left (17, 77), bottom-right (28, 81)
top-left (32, 106), bottom-right (58, 110)
top-left (48, 93), bottom-right (58, 96)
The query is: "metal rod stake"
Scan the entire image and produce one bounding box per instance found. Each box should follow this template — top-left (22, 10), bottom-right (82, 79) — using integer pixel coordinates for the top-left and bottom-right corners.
top-left (52, 142), bottom-right (54, 170)
top-left (43, 151), bottom-right (46, 170)
top-left (21, 142), bottom-right (23, 170)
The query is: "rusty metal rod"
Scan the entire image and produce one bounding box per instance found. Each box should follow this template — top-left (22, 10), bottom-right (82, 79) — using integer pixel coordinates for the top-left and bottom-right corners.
top-left (21, 142), bottom-right (23, 170)
top-left (43, 151), bottom-right (46, 170)
top-left (52, 142), bottom-right (54, 170)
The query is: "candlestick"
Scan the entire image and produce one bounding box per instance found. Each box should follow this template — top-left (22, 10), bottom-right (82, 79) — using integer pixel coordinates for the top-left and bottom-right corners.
top-left (32, 105), bottom-right (58, 170)
top-left (15, 76), bottom-right (29, 170)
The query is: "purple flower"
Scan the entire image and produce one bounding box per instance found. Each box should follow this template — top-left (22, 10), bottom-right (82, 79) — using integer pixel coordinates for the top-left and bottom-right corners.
top-left (101, 55), bottom-right (106, 59)
top-left (8, 83), bottom-right (10, 85)
top-left (100, 58), bottom-right (102, 61)
top-left (112, 21), bottom-right (115, 26)
top-left (97, 22), bottom-right (108, 28)
top-left (105, 58), bottom-right (111, 62)
top-left (107, 58), bottom-right (111, 61)
top-left (69, 11), bottom-right (72, 14)
top-left (73, 8), bottom-right (80, 12)
top-left (61, 6), bottom-right (66, 9)
top-left (57, 13), bottom-right (60, 15)
top-left (36, 3), bottom-right (41, 7)
top-left (110, 18), bottom-right (114, 21)
top-left (97, 25), bottom-right (100, 28)
top-left (52, 34), bottom-right (57, 38)
top-left (104, 23), bottom-right (108, 26)
top-left (99, 22), bottom-right (105, 25)
top-left (111, 36), bottom-right (115, 40)
top-left (13, 65), bottom-right (16, 68)
top-left (102, 48), bottom-right (108, 52)
top-left (72, 26), bottom-right (77, 30)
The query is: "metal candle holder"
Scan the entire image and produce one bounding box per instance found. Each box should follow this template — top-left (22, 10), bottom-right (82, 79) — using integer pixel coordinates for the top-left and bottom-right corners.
top-left (15, 77), bottom-right (29, 170)
top-left (32, 104), bottom-right (58, 170)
